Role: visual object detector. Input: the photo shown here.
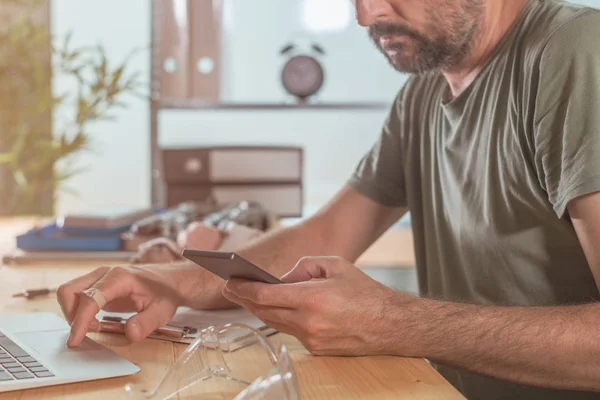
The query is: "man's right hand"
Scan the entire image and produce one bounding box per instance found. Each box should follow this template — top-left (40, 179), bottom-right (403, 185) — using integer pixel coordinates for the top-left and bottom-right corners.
top-left (57, 263), bottom-right (228, 347)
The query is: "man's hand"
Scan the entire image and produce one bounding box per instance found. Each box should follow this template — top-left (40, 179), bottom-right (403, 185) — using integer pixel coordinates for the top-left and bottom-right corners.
top-left (57, 263), bottom-right (229, 347)
top-left (222, 256), bottom-right (415, 356)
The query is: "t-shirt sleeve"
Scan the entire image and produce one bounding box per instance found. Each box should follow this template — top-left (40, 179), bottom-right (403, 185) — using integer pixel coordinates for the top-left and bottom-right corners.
top-left (347, 90), bottom-right (407, 207)
top-left (534, 10), bottom-right (600, 218)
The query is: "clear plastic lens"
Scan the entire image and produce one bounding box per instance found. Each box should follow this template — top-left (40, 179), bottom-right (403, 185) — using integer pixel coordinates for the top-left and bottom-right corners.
top-left (124, 323), bottom-right (300, 400)
top-left (233, 346), bottom-right (299, 400)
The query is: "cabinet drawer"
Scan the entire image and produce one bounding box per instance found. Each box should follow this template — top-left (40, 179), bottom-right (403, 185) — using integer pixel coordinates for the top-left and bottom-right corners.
top-left (209, 148), bottom-right (301, 182)
top-left (165, 184), bottom-right (212, 206)
top-left (163, 149), bottom-right (210, 183)
top-left (162, 147), bottom-right (302, 184)
top-left (166, 183), bottom-right (303, 217)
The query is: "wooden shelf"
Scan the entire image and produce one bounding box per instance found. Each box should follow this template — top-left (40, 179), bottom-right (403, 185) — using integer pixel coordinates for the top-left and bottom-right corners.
top-left (156, 100), bottom-right (391, 110)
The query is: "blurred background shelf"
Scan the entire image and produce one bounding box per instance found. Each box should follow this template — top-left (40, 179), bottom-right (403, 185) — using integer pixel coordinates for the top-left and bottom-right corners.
top-left (156, 100), bottom-right (391, 110)
top-left (148, 0), bottom-right (405, 209)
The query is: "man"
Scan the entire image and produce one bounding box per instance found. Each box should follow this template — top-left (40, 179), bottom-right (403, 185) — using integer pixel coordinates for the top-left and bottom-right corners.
top-left (57, 0), bottom-right (600, 398)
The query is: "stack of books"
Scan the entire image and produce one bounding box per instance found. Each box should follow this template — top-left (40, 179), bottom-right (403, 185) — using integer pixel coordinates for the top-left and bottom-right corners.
top-left (3, 208), bottom-right (155, 265)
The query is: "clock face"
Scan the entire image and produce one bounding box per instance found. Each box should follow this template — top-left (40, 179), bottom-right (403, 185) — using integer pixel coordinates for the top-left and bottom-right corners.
top-left (281, 55), bottom-right (324, 99)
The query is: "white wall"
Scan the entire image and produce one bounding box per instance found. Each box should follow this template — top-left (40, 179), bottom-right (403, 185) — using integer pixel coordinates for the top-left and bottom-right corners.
top-left (51, 0), bottom-right (151, 214)
top-left (51, 0), bottom-right (600, 215)
top-left (219, 0), bottom-right (406, 104)
top-left (572, 0), bottom-right (600, 6)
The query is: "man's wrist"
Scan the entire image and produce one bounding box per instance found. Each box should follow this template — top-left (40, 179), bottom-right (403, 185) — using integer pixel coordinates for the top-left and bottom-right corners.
top-left (391, 295), bottom-right (482, 360)
top-left (160, 261), bottom-right (235, 309)
top-left (382, 293), bottom-right (443, 358)
top-left (128, 263), bottom-right (188, 305)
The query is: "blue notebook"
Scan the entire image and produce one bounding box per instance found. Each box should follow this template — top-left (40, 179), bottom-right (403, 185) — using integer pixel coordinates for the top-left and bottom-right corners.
top-left (16, 222), bottom-right (123, 252)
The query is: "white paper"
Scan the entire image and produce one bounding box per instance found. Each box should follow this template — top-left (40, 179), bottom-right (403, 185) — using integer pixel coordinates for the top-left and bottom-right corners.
top-left (97, 307), bottom-right (274, 345)
top-left (168, 307), bottom-right (268, 331)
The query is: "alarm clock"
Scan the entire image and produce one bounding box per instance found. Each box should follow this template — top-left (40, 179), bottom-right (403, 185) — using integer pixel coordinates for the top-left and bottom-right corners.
top-left (280, 42), bottom-right (326, 103)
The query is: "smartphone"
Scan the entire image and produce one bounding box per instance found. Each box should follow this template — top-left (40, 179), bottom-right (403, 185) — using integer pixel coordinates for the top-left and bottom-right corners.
top-left (182, 249), bottom-right (282, 284)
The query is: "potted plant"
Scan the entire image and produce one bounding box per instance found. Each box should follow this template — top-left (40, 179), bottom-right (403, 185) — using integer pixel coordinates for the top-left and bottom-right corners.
top-left (0, 0), bottom-right (145, 216)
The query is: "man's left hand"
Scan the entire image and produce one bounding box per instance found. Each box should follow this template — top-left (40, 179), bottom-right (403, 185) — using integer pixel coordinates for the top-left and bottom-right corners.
top-left (222, 256), bottom-right (417, 356)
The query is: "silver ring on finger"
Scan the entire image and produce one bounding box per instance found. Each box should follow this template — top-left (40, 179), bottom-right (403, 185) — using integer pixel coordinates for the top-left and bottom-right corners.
top-left (79, 287), bottom-right (108, 311)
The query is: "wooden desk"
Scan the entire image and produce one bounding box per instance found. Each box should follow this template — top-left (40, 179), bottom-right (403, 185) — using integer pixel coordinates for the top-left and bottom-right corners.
top-left (0, 220), bottom-right (463, 399)
top-left (357, 228), bottom-right (415, 268)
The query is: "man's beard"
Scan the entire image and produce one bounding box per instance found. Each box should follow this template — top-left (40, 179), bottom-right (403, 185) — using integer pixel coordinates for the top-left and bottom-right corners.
top-left (369, 2), bottom-right (482, 74)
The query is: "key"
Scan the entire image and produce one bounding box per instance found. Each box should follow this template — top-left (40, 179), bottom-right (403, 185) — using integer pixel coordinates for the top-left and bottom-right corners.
top-left (1, 362), bottom-right (19, 368)
top-left (0, 337), bottom-right (28, 357)
top-left (23, 362), bottom-right (42, 368)
top-left (0, 371), bottom-right (13, 381)
top-left (16, 356), bottom-right (36, 363)
top-left (28, 366), bottom-right (48, 373)
top-left (12, 371), bottom-right (34, 380)
top-left (33, 371), bottom-right (54, 378)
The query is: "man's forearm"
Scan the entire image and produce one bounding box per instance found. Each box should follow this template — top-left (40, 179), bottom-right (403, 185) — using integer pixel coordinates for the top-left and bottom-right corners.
top-left (392, 296), bottom-right (600, 391)
top-left (236, 216), bottom-right (336, 277)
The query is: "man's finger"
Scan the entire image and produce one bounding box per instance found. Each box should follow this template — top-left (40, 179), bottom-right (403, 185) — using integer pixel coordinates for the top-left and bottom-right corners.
top-left (125, 299), bottom-right (177, 342)
top-left (89, 319), bottom-right (101, 333)
top-left (224, 279), bottom-right (301, 308)
top-left (67, 268), bottom-right (145, 347)
top-left (281, 256), bottom-right (341, 284)
top-left (101, 298), bottom-right (139, 313)
top-left (67, 295), bottom-right (103, 347)
top-left (57, 267), bottom-right (110, 324)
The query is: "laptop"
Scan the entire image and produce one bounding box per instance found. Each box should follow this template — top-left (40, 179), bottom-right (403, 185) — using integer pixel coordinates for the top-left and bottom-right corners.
top-left (0, 313), bottom-right (140, 393)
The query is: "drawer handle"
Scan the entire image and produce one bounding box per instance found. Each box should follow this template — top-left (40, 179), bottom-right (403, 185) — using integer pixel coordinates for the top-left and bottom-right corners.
top-left (197, 57), bottom-right (215, 74)
top-left (163, 57), bottom-right (177, 73)
top-left (184, 158), bottom-right (203, 174)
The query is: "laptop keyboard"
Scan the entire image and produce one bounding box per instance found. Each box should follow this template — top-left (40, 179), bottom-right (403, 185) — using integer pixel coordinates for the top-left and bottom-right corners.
top-left (0, 331), bottom-right (54, 381)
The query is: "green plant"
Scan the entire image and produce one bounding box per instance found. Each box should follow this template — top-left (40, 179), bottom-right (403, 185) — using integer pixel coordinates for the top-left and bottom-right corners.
top-left (0, 0), bottom-right (145, 215)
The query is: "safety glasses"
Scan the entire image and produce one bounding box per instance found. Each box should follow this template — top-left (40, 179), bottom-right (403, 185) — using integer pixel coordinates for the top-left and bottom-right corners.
top-left (124, 323), bottom-right (300, 400)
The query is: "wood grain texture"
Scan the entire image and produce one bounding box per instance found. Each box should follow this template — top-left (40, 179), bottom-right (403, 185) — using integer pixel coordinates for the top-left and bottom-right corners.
top-left (0, 218), bottom-right (461, 399)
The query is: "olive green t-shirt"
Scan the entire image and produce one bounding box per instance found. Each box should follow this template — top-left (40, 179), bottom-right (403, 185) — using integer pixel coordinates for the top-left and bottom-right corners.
top-left (348, 0), bottom-right (600, 399)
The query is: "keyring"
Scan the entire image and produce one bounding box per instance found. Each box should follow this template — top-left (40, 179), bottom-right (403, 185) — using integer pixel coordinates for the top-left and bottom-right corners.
top-left (79, 287), bottom-right (108, 310)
